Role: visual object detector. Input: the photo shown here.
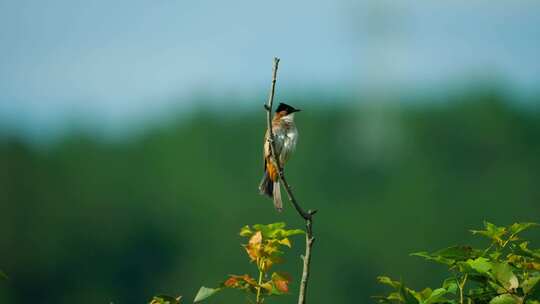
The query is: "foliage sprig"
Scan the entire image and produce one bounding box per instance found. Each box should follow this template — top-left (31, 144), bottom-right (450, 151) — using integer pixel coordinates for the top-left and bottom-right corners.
top-left (193, 222), bottom-right (303, 304)
top-left (376, 222), bottom-right (540, 304)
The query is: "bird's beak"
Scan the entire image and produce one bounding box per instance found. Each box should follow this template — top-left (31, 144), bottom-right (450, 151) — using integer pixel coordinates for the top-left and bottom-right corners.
top-left (293, 109), bottom-right (301, 113)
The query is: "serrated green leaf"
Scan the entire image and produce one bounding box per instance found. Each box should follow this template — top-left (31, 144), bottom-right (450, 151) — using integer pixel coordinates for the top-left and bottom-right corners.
top-left (492, 263), bottom-right (519, 291)
top-left (522, 275), bottom-right (540, 294)
top-left (472, 222), bottom-right (507, 245)
top-left (411, 252), bottom-right (455, 266)
top-left (253, 222), bottom-right (286, 238)
top-left (193, 286), bottom-right (221, 303)
top-left (467, 257), bottom-right (492, 274)
top-left (412, 246), bottom-right (482, 268)
top-left (489, 294), bottom-right (520, 304)
top-left (433, 246), bottom-right (478, 261)
top-left (508, 223), bottom-right (539, 235)
top-left (249, 223), bottom-right (303, 241)
top-left (377, 276), bottom-right (402, 289)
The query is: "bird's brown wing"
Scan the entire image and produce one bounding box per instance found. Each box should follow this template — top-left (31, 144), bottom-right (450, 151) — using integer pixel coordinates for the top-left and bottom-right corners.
top-left (263, 128), bottom-right (270, 172)
top-left (264, 123), bottom-right (287, 181)
top-left (263, 132), bottom-right (279, 182)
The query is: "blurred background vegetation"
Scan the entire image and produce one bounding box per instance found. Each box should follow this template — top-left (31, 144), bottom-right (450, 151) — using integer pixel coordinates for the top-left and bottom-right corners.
top-left (2, 1), bottom-right (540, 303)
top-left (2, 88), bottom-right (540, 303)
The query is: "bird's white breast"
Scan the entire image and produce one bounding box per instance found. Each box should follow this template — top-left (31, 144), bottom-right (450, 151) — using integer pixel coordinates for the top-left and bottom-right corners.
top-left (285, 127), bottom-right (298, 151)
top-left (278, 124), bottom-right (298, 165)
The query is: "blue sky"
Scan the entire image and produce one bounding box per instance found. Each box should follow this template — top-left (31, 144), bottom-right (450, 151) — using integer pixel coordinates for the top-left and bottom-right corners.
top-left (1, 0), bottom-right (539, 137)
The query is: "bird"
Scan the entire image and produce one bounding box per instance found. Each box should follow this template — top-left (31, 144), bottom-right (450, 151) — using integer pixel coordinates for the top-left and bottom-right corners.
top-left (259, 102), bottom-right (301, 211)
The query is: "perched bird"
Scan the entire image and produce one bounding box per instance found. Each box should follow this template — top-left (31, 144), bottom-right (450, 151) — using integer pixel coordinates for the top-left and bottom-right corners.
top-left (259, 102), bottom-right (301, 211)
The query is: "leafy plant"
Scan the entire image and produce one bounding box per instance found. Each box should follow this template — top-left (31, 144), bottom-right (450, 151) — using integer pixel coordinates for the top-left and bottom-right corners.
top-left (194, 222), bottom-right (304, 303)
top-left (149, 222), bottom-right (304, 304)
top-left (375, 222), bottom-right (540, 304)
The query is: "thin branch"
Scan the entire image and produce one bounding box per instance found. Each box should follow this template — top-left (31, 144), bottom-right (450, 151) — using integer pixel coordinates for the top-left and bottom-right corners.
top-left (298, 216), bottom-right (315, 304)
top-left (456, 273), bottom-right (468, 304)
top-left (264, 58), bottom-right (313, 221)
top-left (263, 57), bottom-right (317, 304)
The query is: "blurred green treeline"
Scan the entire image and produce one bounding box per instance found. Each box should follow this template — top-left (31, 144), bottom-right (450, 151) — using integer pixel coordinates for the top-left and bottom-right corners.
top-left (1, 89), bottom-right (540, 304)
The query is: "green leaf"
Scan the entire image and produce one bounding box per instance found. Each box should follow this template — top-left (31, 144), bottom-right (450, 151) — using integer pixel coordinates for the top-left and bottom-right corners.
top-left (516, 242), bottom-right (540, 260)
top-left (282, 229), bottom-right (304, 237)
top-left (490, 251), bottom-right (503, 261)
top-left (492, 263), bottom-right (519, 291)
top-left (508, 223), bottom-right (539, 235)
top-left (250, 223), bottom-right (304, 240)
top-left (522, 275), bottom-right (540, 294)
top-left (433, 246), bottom-right (478, 261)
top-left (423, 288), bottom-right (449, 304)
top-left (149, 295), bottom-right (181, 304)
top-left (442, 278), bottom-right (458, 295)
top-left (469, 286), bottom-right (490, 297)
top-left (239, 225), bottom-right (253, 237)
top-left (471, 222), bottom-right (507, 245)
top-left (412, 246), bottom-right (481, 267)
top-left (488, 280), bottom-right (509, 294)
top-left (409, 287), bottom-right (432, 303)
top-left (278, 238), bottom-right (291, 247)
top-left (193, 286), bottom-right (221, 303)
top-left (0, 270), bottom-right (7, 280)
top-left (265, 222), bottom-right (287, 230)
top-left (401, 285), bottom-right (420, 304)
top-left (467, 257), bottom-right (493, 274)
top-left (411, 252), bottom-right (454, 266)
top-left (253, 222), bottom-right (285, 238)
top-left (489, 294), bottom-right (520, 304)
top-left (377, 276), bottom-right (402, 289)
top-left (385, 291), bottom-right (403, 301)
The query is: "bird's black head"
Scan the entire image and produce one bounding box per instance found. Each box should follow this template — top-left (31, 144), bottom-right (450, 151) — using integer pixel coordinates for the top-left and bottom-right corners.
top-left (275, 103), bottom-right (301, 114)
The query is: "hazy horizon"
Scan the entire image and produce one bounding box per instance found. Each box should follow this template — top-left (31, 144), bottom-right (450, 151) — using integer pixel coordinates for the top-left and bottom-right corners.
top-left (1, 0), bottom-right (540, 139)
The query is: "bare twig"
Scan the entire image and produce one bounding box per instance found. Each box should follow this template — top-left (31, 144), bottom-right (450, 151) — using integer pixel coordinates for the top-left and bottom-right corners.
top-left (263, 57), bottom-right (317, 304)
top-left (456, 273), bottom-right (468, 304)
top-left (297, 214), bottom-right (316, 304)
